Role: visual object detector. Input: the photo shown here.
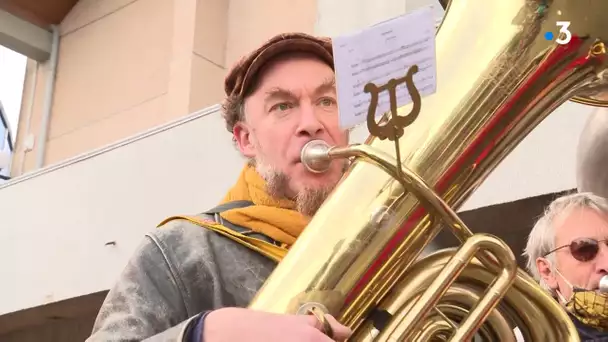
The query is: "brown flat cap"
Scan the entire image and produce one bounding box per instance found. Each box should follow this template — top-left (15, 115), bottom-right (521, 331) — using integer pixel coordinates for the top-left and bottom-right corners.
top-left (224, 32), bottom-right (334, 98)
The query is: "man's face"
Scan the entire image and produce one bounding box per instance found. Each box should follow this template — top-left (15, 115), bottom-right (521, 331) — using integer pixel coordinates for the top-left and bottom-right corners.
top-left (538, 207), bottom-right (608, 299)
top-left (233, 53), bottom-right (349, 215)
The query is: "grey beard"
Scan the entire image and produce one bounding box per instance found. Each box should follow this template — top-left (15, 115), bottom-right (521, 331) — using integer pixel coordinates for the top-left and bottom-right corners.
top-left (250, 159), bottom-right (337, 217)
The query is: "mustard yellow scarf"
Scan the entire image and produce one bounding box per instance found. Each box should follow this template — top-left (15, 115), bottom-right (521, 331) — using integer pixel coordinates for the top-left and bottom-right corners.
top-left (219, 165), bottom-right (310, 247)
top-left (158, 165), bottom-right (309, 261)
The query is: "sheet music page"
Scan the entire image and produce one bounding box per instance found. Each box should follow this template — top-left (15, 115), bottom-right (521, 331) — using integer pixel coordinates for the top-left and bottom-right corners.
top-left (332, 6), bottom-right (437, 129)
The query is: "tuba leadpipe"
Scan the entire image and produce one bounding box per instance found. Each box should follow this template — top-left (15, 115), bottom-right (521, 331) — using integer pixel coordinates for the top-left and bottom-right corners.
top-left (249, 0), bottom-right (608, 341)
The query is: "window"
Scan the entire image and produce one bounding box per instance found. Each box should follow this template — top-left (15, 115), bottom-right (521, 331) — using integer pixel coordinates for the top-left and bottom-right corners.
top-left (0, 104), bottom-right (12, 180)
top-left (0, 103), bottom-right (11, 153)
top-left (0, 121), bottom-right (5, 151)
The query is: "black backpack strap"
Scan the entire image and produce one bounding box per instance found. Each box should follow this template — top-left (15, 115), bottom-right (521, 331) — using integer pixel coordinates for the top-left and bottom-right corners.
top-left (201, 200), bottom-right (281, 246)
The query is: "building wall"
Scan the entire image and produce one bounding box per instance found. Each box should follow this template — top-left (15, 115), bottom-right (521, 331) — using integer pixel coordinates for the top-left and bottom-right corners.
top-left (10, 0), bottom-right (319, 177)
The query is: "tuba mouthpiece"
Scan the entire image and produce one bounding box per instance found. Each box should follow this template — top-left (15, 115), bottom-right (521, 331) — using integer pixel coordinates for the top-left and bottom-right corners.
top-left (600, 275), bottom-right (608, 293)
top-left (300, 140), bottom-right (332, 173)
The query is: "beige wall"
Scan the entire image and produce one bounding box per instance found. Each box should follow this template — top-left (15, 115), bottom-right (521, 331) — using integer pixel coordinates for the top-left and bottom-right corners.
top-left (10, 0), bottom-right (317, 176)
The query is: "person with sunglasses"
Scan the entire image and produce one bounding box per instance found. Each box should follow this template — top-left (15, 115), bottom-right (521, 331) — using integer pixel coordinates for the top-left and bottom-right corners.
top-left (524, 192), bottom-right (608, 341)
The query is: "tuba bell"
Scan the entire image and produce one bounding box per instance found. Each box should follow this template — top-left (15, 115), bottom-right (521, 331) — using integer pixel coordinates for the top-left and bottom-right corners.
top-left (249, 0), bottom-right (608, 341)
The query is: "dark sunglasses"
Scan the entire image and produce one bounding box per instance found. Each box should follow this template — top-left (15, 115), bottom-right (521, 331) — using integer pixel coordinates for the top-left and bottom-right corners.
top-left (543, 238), bottom-right (608, 262)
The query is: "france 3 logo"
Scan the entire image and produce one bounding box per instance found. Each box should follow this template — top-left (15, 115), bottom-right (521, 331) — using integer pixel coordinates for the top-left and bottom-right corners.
top-left (544, 21), bottom-right (572, 45)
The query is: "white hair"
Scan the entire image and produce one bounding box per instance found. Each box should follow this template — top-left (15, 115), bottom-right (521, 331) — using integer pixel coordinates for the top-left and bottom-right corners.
top-left (523, 192), bottom-right (608, 294)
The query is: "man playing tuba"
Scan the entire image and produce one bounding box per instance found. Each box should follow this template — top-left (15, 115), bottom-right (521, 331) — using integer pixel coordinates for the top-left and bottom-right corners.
top-left (524, 192), bottom-right (608, 341)
top-left (86, 32), bottom-right (352, 342)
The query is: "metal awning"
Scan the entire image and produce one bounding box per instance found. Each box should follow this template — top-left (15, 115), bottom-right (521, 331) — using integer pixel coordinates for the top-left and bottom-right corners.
top-left (0, 0), bottom-right (79, 61)
top-left (0, 0), bottom-right (79, 27)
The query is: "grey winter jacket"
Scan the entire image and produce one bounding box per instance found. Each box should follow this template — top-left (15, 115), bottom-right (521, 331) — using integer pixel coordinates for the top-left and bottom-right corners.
top-left (86, 215), bottom-right (277, 341)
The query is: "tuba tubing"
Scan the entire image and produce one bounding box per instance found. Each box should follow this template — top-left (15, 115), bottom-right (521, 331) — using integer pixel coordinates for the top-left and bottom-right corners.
top-left (249, 0), bottom-right (608, 340)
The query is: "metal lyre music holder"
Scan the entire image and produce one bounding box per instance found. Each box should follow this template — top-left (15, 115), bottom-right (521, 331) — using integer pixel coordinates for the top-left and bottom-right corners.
top-left (363, 64), bottom-right (422, 179)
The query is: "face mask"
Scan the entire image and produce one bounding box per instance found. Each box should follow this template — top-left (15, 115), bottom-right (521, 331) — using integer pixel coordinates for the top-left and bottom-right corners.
top-left (555, 269), bottom-right (608, 331)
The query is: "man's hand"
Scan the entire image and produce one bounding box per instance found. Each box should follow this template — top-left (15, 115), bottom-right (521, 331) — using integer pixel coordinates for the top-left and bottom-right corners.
top-left (203, 307), bottom-right (352, 341)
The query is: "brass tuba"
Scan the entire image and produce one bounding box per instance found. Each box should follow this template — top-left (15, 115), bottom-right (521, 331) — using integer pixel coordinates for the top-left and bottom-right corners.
top-left (249, 0), bottom-right (608, 340)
